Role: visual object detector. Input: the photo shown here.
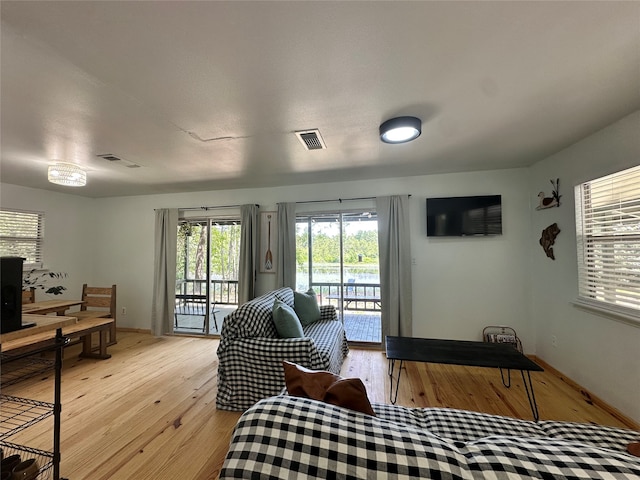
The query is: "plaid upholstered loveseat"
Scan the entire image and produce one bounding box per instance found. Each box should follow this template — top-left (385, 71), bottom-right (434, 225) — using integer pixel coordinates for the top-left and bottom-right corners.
top-left (216, 287), bottom-right (349, 411)
top-left (220, 395), bottom-right (640, 479)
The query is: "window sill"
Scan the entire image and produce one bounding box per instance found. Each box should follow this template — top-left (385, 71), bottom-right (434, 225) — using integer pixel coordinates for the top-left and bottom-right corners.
top-left (572, 298), bottom-right (640, 328)
top-left (24, 264), bottom-right (44, 271)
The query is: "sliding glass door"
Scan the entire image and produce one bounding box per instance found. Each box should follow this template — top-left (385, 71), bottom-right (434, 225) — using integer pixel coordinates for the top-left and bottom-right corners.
top-left (175, 218), bottom-right (240, 336)
top-left (296, 212), bottom-right (381, 344)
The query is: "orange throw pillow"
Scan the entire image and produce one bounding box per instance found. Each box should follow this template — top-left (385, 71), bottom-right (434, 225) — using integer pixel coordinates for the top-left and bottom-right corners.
top-left (283, 361), bottom-right (376, 416)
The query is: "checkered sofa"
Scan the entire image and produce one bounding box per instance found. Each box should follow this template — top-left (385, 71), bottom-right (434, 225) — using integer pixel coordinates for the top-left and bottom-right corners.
top-left (216, 288), bottom-right (349, 411)
top-left (220, 395), bottom-right (640, 479)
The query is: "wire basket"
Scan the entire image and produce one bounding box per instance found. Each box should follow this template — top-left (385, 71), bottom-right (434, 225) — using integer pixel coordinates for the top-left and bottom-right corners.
top-left (0, 441), bottom-right (54, 480)
top-left (0, 355), bottom-right (54, 389)
top-left (482, 325), bottom-right (523, 352)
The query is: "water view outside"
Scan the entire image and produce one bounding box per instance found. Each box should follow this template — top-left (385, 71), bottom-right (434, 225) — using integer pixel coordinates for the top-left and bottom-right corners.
top-left (296, 215), bottom-right (379, 289)
top-left (296, 265), bottom-right (380, 292)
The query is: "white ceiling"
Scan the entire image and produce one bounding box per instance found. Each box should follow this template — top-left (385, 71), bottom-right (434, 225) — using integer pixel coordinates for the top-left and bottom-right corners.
top-left (1, 1), bottom-right (639, 198)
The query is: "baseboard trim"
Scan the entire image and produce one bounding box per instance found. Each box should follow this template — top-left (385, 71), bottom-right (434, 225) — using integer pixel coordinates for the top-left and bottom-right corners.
top-left (531, 355), bottom-right (639, 430)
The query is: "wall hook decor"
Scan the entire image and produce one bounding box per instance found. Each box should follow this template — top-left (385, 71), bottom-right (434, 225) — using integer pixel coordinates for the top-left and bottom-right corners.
top-left (537, 178), bottom-right (561, 209)
top-left (540, 223), bottom-right (561, 260)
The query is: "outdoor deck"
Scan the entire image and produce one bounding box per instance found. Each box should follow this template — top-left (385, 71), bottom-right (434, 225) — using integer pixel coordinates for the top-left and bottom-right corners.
top-left (174, 307), bottom-right (381, 343)
top-left (342, 312), bottom-right (381, 344)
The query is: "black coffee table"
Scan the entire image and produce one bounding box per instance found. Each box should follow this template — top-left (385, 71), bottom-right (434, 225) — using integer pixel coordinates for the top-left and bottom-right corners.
top-left (386, 336), bottom-right (544, 421)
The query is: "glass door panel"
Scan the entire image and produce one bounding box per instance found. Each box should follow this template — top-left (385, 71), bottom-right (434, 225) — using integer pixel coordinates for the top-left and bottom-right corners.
top-left (296, 212), bottom-right (380, 344)
top-left (341, 213), bottom-right (380, 344)
top-left (312, 214), bottom-right (342, 305)
top-left (176, 218), bottom-right (240, 336)
top-left (296, 222), bottom-right (310, 291)
top-left (208, 220), bottom-right (240, 331)
top-left (176, 221), bottom-right (210, 334)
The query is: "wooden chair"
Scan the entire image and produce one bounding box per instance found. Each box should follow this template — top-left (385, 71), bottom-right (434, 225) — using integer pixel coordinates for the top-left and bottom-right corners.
top-left (22, 288), bottom-right (36, 304)
top-left (174, 294), bottom-right (219, 333)
top-left (72, 284), bottom-right (117, 345)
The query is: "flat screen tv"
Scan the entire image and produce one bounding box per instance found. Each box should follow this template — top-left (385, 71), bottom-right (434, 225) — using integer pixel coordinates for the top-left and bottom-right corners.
top-left (426, 195), bottom-right (502, 237)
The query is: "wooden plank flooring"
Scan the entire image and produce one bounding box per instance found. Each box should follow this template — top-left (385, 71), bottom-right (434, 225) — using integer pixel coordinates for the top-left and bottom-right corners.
top-left (342, 349), bottom-right (637, 427)
top-left (1, 331), bottom-right (636, 480)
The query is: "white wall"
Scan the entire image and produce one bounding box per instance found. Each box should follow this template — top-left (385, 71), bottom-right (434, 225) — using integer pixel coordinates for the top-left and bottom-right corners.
top-left (0, 183), bottom-right (95, 300)
top-left (409, 169), bottom-right (532, 343)
top-left (529, 110), bottom-right (640, 422)
top-left (84, 168), bottom-right (531, 349)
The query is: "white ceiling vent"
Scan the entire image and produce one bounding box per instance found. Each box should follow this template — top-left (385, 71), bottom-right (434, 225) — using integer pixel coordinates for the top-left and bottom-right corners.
top-left (96, 153), bottom-right (141, 168)
top-left (295, 129), bottom-right (326, 150)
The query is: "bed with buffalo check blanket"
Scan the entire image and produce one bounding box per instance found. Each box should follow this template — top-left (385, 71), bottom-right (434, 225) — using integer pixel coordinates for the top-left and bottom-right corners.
top-left (220, 395), bottom-right (640, 479)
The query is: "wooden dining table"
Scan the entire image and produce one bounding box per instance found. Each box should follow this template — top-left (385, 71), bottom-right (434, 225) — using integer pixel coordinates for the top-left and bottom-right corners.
top-left (22, 299), bottom-right (85, 316)
top-left (0, 314), bottom-right (78, 345)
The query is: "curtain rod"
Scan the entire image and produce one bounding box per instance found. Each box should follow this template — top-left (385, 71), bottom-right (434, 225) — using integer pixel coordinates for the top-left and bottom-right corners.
top-left (294, 194), bottom-right (411, 205)
top-left (154, 203), bottom-right (259, 211)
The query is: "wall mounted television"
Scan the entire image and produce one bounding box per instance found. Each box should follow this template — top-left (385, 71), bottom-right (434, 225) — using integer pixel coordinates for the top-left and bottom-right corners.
top-left (426, 195), bottom-right (502, 237)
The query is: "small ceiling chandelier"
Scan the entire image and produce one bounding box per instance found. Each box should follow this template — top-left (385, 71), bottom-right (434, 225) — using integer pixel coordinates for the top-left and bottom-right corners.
top-left (47, 162), bottom-right (87, 187)
top-left (379, 116), bottom-right (422, 144)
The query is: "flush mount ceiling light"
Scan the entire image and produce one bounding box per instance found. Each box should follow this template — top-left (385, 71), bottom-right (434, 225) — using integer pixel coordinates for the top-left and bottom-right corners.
top-left (379, 116), bottom-right (422, 144)
top-left (47, 162), bottom-right (87, 187)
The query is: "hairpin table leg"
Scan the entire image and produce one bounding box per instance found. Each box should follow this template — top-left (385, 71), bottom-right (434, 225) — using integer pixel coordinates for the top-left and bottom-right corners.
top-left (521, 370), bottom-right (540, 422)
top-left (388, 358), bottom-right (403, 405)
top-left (500, 367), bottom-right (512, 388)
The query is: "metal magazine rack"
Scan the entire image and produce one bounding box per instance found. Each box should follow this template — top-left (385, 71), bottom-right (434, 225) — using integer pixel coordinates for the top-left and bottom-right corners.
top-left (482, 325), bottom-right (523, 352)
top-left (482, 325), bottom-right (523, 388)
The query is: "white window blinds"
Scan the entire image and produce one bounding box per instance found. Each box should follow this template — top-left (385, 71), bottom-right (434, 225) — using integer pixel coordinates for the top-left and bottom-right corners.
top-left (0, 209), bottom-right (44, 266)
top-left (575, 165), bottom-right (640, 318)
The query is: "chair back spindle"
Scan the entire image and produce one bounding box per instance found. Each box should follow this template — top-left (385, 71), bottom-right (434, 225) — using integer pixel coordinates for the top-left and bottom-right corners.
top-left (22, 287), bottom-right (36, 304)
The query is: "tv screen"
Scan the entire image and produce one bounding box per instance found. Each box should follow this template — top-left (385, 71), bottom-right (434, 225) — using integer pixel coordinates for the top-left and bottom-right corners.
top-left (426, 195), bottom-right (502, 237)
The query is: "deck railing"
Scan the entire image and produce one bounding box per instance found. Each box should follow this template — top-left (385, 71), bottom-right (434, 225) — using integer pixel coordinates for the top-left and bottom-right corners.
top-left (310, 282), bottom-right (381, 312)
top-left (176, 279), bottom-right (380, 311)
top-left (176, 278), bottom-right (239, 305)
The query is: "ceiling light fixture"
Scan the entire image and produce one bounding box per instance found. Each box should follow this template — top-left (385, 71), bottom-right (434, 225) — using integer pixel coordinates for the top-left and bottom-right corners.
top-left (379, 116), bottom-right (422, 144)
top-left (47, 162), bottom-right (87, 187)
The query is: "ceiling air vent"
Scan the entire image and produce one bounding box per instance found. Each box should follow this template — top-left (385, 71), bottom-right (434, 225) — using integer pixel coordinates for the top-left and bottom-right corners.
top-left (96, 153), bottom-right (141, 168)
top-left (295, 129), bottom-right (326, 150)
top-left (98, 154), bottom-right (121, 162)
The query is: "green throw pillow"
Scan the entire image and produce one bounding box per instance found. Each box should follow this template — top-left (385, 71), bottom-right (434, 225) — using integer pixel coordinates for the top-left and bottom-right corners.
top-left (294, 288), bottom-right (321, 326)
top-left (273, 298), bottom-right (304, 338)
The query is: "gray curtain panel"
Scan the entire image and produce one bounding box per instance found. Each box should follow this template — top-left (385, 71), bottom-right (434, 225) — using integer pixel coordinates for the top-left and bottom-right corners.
top-left (276, 202), bottom-right (297, 289)
top-left (238, 204), bottom-right (259, 304)
top-left (376, 195), bottom-right (413, 338)
top-left (151, 208), bottom-right (178, 336)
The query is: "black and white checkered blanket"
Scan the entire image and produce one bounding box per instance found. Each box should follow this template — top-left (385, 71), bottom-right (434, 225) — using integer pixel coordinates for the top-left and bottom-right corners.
top-left (220, 396), bottom-right (640, 479)
top-left (216, 288), bottom-right (349, 411)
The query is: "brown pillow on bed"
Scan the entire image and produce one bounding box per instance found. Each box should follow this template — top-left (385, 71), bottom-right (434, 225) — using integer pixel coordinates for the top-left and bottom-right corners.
top-left (628, 442), bottom-right (640, 457)
top-left (283, 361), bottom-right (376, 416)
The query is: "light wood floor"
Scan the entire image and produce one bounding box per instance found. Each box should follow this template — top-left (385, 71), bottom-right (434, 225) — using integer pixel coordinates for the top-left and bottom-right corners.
top-left (2, 331), bottom-right (636, 480)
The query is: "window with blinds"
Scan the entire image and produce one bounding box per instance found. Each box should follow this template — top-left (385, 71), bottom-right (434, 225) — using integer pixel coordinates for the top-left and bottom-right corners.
top-left (575, 165), bottom-right (640, 320)
top-left (0, 209), bottom-right (44, 266)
